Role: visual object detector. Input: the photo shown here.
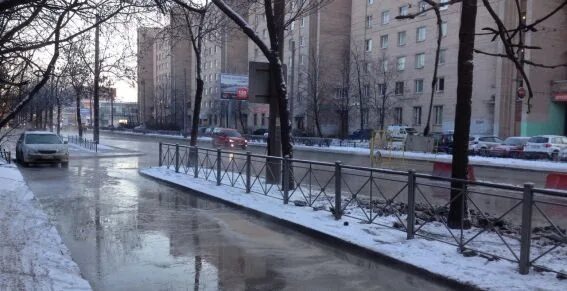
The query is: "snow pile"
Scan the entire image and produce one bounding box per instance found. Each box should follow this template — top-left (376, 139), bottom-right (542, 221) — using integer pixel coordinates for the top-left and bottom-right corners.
top-left (141, 166), bottom-right (567, 291)
top-left (0, 163), bottom-right (91, 290)
top-left (101, 129), bottom-right (212, 142)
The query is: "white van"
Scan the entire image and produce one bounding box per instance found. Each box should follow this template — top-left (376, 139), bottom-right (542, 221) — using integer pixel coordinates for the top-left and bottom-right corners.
top-left (387, 125), bottom-right (417, 140)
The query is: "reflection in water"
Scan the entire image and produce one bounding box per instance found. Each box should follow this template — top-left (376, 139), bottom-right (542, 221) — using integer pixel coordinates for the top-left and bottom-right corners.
top-left (18, 136), bottom-right (457, 291)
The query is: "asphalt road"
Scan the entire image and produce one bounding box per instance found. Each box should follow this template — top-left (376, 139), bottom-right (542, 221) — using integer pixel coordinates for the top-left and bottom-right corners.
top-left (18, 133), bottom-right (459, 291)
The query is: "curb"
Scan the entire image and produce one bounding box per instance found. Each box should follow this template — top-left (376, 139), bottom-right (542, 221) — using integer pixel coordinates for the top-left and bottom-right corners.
top-left (139, 170), bottom-right (482, 291)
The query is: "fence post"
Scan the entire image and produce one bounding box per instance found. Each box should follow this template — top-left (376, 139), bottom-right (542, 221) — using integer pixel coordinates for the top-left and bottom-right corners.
top-left (283, 155), bottom-right (290, 204)
top-left (158, 142), bottom-right (163, 167)
top-left (519, 183), bottom-right (534, 275)
top-left (194, 147), bottom-right (199, 178)
top-left (246, 151), bottom-right (251, 193)
top-left (216, 149), bottom-right (222, 186)
top-left (334, 161), bottom-right (342, 220)
top-left (407, 169), bottom-right (416, 239)
top-left (175, 144), bottom-right (180, 173)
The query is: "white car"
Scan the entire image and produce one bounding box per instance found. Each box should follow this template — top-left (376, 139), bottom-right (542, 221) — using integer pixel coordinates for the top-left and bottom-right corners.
top-left (469, 136), bottom-right (504, 156)
top-left (524, 135), bottom-right (567, 160)
top-left (16, 131), bottom-right (69, 167)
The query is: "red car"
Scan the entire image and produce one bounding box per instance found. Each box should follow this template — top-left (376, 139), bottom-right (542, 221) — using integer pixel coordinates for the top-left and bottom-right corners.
top-left (211, 128), bottom-right (248, 149)
top-left (489, 136), bottom-right (530, 158)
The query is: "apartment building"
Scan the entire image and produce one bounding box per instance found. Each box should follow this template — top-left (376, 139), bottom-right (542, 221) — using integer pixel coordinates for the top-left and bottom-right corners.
top-left (248, 0), bottom-right (352, 136)
top-left (137, 27), bottom-right (160, 127)
top-left (352, 0), bottom-right (567, 137)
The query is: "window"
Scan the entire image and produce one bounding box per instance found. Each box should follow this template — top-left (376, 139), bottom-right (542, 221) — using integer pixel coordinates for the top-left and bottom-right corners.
top-left (436, 77), bottom-right (445, 91)
top-left (253, 113), bottom-right (258, 126)
top-left (398, 31), bottom-right (406, 46)
top-left (363, 84), bottom-right (371, 97)
top-left (301, 17), bottom-right (305, 27)
top-left (399, 5), bottom-right (409, 16)
top-left (413, 107), bottom-right (422, 125)
top-left (417, 26), bottom-right (426, 42)
top-left (365, 39), bottom-right (373, 51)
top-left (380, 35), bottom-right (388, 49)
top-left (382, 59), bottom-right (389, 72)
top-left (291, 21), bottom-right (295, 30)
top-left (299, 55), bottom-right (305, 65)
top-left (365, 62), bottom-right (371, 74)
top-left (434, 106), bottom-right (443, 125)
top-left (261, 113), bottom-right (266, 126)
top-left (415, 53), bottom-right (425, 69)
top-left (415, 79), bottom-right (424, 93)
top-left (418, 1), bottom-right (427, 13)
top-left (377, 83), bottom-right (386, 96)
top-left (262, 29), bottom-right (267, 38)
top-left (441, 21), bottom-right (448, 37)
top-left (299, 36), bottom-right (305, 46)
top-left (397, 56), bottom-right (406, 71)
top-left (381, 10), bottom-right (390, 25)
top-left (395, 81), bottom-right (404, 95)
top-left (394, 107), bottom-right (403, 124)
top-left (366, 15), bottom-right (373, 28)
top-left (368, 0), bottom-right (374, 4)
top-left (439, 49), bottom-right (446, 65)
top-left (440, 0), bottom-right (449, 10)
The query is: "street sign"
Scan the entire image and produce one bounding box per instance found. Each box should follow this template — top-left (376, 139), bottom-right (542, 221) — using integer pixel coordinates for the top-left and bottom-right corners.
top-left (517, 86), bottom-right (526, 99)
top-left (248, 61), bottom-right (287, 104)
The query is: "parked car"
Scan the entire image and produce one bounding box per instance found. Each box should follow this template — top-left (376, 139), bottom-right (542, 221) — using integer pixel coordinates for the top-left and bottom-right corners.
top-left (16, 131), bottom-right (69, 167)
top-left (252, 128), bottom-right (268, 135)
top-left (348, 129), bottom-right (373, 140)
top-left (489, 136), bottom-right (530, 158)
top-left (469, 136), bottom-right (504, 156)
top-left (211, 128), bottom-right (248, 149)
top-left (524, 135), bottom-right (567, 160)
top-left (431, 132), bottom-right (454, 154)
top-left (204, 127), bottom-right (216, 136)
top-left (387, 125), bottom-right (417, 141)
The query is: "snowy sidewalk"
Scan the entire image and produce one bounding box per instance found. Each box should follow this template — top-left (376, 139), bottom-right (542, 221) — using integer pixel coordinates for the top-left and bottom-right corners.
top-left (0, 161), bottom-right (91, 290)
top-left (141, 166), bottom-right (567, 291)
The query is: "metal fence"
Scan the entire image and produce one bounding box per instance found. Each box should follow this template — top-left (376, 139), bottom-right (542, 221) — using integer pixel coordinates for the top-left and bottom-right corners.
top-left (0, 147), bottom-right (11, 164)
top-left (243, 135), bottom-right (369, 148)
top-left (67, 135), bottom-right (98, 152)
top-left (157, 142), bottom-right (567, 276)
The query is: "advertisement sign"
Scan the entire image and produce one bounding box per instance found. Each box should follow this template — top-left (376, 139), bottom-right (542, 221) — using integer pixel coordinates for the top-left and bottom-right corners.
top-left (220, 74), bottom-right (248, 100)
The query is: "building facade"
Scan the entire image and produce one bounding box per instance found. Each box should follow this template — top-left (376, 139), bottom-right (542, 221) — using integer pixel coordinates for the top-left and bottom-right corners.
top-left (138, 0), bottom-right (566, 137)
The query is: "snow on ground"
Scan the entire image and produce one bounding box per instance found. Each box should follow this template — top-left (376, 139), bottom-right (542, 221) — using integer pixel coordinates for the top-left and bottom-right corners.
top-left (0, 161), bottom-right (91, 290)
top-left (141, 166), bottom-right (567, 291)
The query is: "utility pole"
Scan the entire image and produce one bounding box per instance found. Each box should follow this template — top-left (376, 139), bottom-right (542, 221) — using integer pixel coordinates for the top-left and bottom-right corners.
top-left (93, 13), bottom-right (100, 143)
top-left (110, 95), bottom-right (114, 129)
top-left (183, 68), bottom-right (187, 137)
top-left (290, 40), bottom-right (296, 129)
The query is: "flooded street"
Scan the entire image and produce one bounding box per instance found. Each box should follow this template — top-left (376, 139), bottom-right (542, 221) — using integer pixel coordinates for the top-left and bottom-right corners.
top-left (19, 133), bottom-right (458, 291)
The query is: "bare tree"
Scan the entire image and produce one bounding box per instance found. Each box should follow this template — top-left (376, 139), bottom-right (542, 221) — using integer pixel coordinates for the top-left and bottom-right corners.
top-left (368, 54), bottom-right (400, 131)
top-left (0, 0), bottom-right (141, 129)
top-left (350, 44), bottom-right (369, 132)
top-left (301, 48), bottom-right (324, 137)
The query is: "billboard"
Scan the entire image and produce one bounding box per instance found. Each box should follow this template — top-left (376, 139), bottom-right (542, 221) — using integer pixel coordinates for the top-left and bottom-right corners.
top-left (220, 74), bottom-right (248, 100)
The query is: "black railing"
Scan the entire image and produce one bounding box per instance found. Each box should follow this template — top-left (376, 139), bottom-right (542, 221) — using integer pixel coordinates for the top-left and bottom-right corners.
top-left (157, 142), bottom-right (567, 277)
top-left (0, 147), bottom-right (11, 164)
top-left (67, 135), bottom-right (98, 152)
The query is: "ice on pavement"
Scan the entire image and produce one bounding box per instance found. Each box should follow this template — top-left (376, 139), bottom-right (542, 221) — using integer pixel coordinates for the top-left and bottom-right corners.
top-left (0, 162), bottom-right (91, 290)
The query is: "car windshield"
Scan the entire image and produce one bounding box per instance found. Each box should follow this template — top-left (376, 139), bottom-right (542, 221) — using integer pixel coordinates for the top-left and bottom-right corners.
top-left (528, 136), bottom-right (548, 143)
top-left (406, 128), bottom-right (417, 134)
top-left (224, 130), bottom-right (241, 137)
top-left (25, 134), bottom-right (61, 144)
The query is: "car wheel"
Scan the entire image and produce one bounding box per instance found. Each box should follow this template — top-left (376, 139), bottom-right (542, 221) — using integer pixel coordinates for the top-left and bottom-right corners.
top-left (551, 151), bottom-right (559, 161)
top-left (241, 145), bottom-right (247, 150)
top-left (479, 148), bottom-right (488, 157)
top-left (61, 162), bottom-right (69, 168)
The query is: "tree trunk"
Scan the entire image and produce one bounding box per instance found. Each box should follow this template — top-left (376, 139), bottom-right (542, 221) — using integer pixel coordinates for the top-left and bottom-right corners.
top-left (190, 79), bottom-right (204, 147)
top-left (314, 104), bottom-right (323, 138)
top-left (447, 0), bottom-right (477, 229)
top-left (93, 14), bottom-right (100, 143)
top-left (76, 91), bottom-right (83, 138)
top-left (48, 103), bottom-right (53, 131)
top-left (56, 97), bottom-right (61, 135)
